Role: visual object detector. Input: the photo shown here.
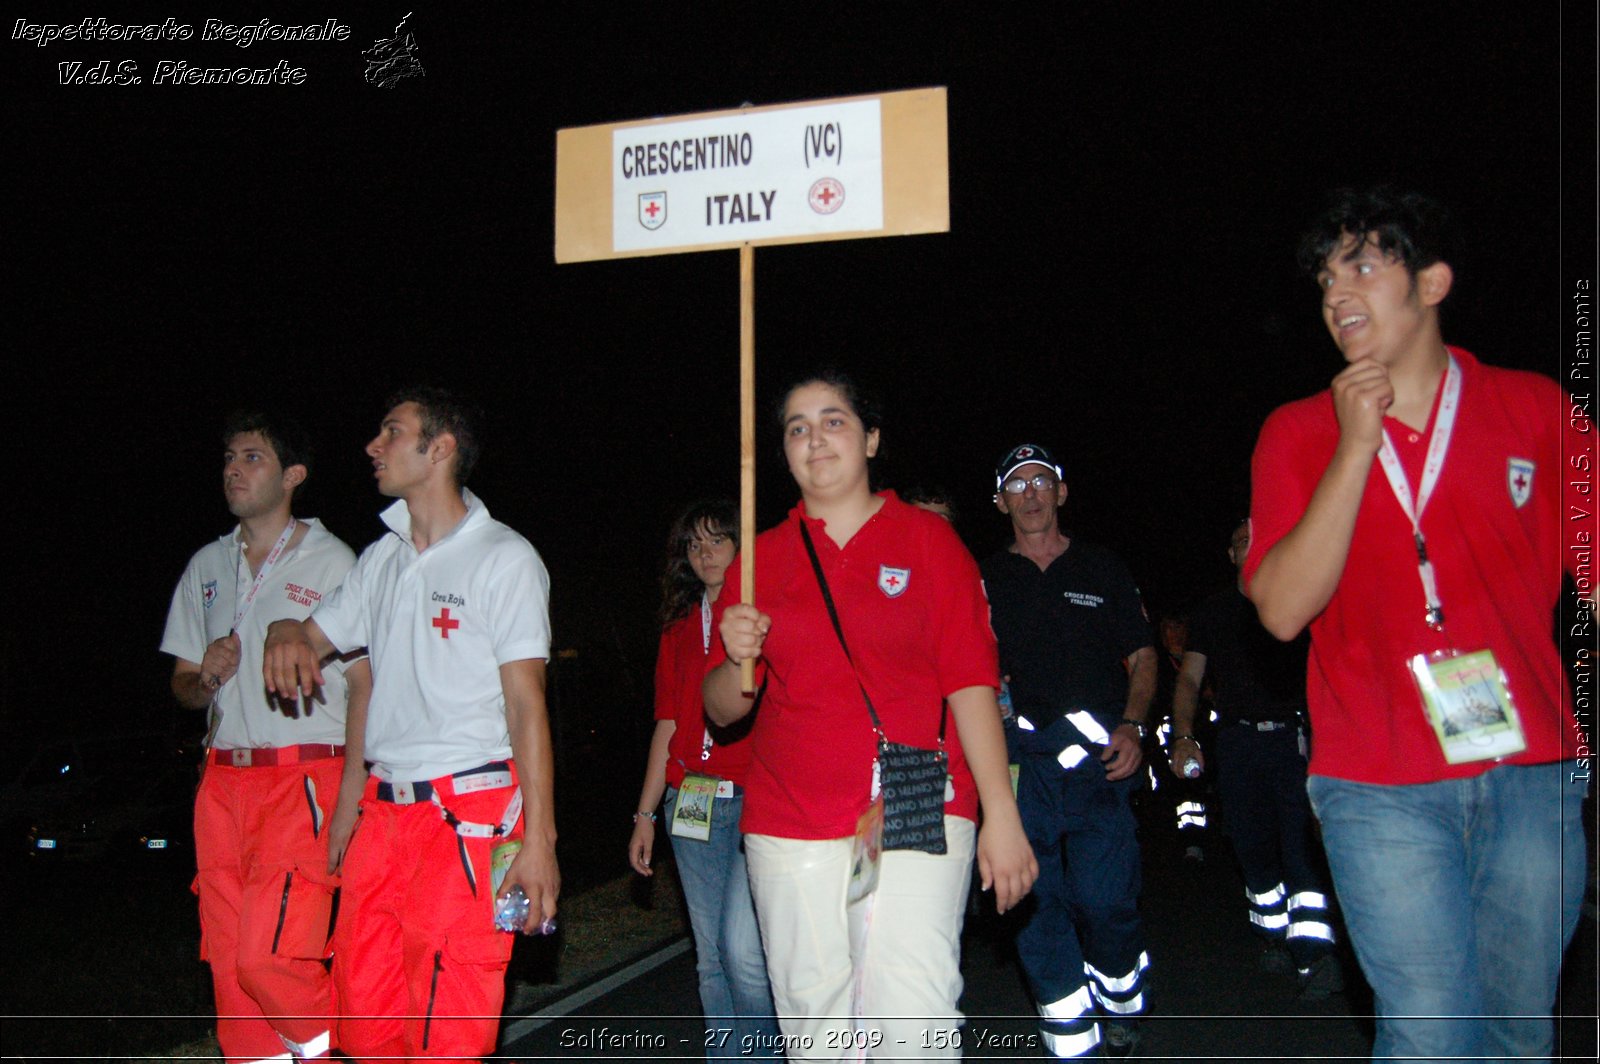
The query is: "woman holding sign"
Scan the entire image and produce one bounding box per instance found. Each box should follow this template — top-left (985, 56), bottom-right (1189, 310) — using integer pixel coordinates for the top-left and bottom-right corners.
top-left (629, 499), bottom-right (780, 1060)
top-left (704, 370), bottom-right (1036, 1060)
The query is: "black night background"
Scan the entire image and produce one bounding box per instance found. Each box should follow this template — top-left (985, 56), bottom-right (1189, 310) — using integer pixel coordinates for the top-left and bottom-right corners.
top-left (7, 2), bottom-right (1591, 746)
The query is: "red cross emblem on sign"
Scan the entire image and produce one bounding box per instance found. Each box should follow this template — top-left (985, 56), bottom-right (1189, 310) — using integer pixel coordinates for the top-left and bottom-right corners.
top-left (808, 177), bottom-right (845, 215)
top-left (432, 607), bottom-right (460, 638)
top-left (644, 200), bottom-right (660, 218)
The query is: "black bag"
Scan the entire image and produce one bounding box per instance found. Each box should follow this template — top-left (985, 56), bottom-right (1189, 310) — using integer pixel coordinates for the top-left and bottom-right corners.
top-left (800, 524), bottom-right (948, 855)
top-left (877, 738), bottom-right (949, 854)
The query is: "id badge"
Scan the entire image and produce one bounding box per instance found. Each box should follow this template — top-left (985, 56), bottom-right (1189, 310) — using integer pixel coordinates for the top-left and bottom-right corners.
top-left (1407, 649), bottom-right (1527, 764)
top-left (670, 773), bottom-right (718, 841)
top-left (490, 839), bottom-right (521, 897)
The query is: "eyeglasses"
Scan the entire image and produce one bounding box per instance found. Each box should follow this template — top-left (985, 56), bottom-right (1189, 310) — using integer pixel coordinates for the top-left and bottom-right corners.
top-left (1001, 473), bottom-right (1058, 495)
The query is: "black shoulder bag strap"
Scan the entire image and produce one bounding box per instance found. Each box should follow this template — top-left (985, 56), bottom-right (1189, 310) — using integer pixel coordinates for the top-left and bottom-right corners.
top-left (798, 522), bottom-right (947, 750)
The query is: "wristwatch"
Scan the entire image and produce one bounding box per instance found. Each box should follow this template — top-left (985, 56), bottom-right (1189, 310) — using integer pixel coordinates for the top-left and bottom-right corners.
top-left (1119, 718), bottom-right (1148, 740)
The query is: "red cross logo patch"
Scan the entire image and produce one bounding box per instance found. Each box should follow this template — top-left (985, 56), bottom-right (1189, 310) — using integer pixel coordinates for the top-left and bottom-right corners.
top-left (638, 191), bottom-right (667, 231)
top-left (1507, 458), bottom-right (1534, 509)
top-left (808, 177), bottom-right (845, 215)
top-left (432, 607), bottom-right (461, 639)
top-left (878, 565), bottom-right (910, 598)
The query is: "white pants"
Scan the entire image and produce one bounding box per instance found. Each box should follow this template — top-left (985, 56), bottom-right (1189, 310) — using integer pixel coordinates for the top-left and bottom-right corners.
top-left (745, 817), bottom-right (976, 1061)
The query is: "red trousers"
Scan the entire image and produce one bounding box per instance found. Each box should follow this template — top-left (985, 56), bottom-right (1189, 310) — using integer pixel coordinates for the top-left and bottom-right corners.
top-left (333, 764), bottom-right (522, 1063)
top-left (194, 758), bottom-right (342, 1062)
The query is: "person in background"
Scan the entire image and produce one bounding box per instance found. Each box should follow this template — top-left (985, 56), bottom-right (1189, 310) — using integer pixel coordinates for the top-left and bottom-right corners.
top-left (981, 443), bottom-right (1156, 1059)
top-left (628, 499), bottom-right (780, 1060)
top-left (1154, 613), bottom-right (1210, 862)
top-left (903, 484), bottom-right (957, 523)
top-left (1174, 519), bottom-right (1339, 998)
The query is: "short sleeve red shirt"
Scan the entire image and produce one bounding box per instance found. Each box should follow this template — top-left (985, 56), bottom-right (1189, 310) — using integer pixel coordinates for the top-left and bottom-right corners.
top-left (1245, 348), bottom-right (1585, 784)
top-left (707, 492), bottom-right (1001, 839)
top-left (654, 608), bottom-right (754, 788)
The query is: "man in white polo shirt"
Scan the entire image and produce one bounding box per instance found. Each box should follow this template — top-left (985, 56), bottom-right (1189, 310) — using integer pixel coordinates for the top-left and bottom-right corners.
top-left (263, 388), bottom-right (559, 1062)
top-left (162, 411), bottom-right (371, 1063)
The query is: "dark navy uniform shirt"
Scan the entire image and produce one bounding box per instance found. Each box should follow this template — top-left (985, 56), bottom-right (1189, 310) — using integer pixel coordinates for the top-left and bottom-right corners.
top-left (1187, 586), bottom-right (1307, 725)
top-left (981, 539), bottom-right (1152, 722)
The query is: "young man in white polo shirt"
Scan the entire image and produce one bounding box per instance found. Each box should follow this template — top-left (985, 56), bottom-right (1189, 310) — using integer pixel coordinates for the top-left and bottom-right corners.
top-left (162, 411), bottom-right (371, 1063)
top-left (263, 389), bottom-right (559, 1062)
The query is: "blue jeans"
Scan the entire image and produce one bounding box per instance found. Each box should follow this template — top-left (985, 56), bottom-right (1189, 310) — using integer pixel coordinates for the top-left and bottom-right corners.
top-left (665, 787), bottom-right (781, 1061)
top-left (1307, 762), bottom-right (1587, 1063)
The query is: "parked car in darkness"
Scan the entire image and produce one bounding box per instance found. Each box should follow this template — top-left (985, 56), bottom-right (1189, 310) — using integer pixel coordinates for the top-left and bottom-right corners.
top-left (3, 734), bottom-right (198, 867)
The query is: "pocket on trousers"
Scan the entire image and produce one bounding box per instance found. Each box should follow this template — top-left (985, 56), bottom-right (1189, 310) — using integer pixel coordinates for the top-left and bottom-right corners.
top-left (443, 922), bottom-right (513, 970)
top-left (1304, 774), bottom-right (1327, 820)
top-left (272, 864), bottom-right (338, 961)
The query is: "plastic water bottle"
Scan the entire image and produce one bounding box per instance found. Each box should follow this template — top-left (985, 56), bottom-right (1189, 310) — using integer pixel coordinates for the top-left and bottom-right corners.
top-left (494, 886), bottom-right (531, 932)
top-left (1181, 757), bottom-right (1202, 779)
top-left (494, 886), bottom-right (557, 935)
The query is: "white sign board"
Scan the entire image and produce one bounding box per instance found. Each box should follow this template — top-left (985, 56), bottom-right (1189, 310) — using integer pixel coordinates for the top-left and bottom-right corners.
top-left (555, 88), bottom-right (948, 263)
top-left (611, 99), bottom-right (883, 253)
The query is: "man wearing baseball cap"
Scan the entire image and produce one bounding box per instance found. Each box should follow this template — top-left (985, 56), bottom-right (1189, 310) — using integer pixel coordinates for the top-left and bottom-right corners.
top-left (981, 444), bottom-right (1157, 1059)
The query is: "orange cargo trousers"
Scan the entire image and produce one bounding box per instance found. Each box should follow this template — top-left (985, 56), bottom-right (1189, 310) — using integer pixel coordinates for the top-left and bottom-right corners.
top-left (194, 755), bottom-right (343, 1062)
top-left (333, 762), bottom-right (522, 1063)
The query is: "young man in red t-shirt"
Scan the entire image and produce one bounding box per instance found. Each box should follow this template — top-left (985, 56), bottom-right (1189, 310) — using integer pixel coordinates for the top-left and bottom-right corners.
top-left (1247, 187), bottom-right (1588, 1061)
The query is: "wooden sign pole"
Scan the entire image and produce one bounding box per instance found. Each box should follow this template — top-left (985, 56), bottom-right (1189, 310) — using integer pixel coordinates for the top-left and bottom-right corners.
top-left (739, 243), bottom-right (756, 691)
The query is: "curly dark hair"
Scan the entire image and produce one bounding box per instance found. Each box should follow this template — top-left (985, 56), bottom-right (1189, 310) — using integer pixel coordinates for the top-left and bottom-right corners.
top-left (1297, 186), bottom-right (1460, 280)
top-left (658, 499), bottom-right (739, 627)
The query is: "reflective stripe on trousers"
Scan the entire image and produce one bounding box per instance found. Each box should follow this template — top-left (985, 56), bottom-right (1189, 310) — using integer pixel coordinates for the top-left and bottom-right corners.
top-left (1038, 984), bottom-right (1101, 1058)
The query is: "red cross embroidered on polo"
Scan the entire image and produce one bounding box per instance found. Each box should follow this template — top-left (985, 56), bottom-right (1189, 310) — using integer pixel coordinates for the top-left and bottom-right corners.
top-left (432, 607), bottom-right (460, 638)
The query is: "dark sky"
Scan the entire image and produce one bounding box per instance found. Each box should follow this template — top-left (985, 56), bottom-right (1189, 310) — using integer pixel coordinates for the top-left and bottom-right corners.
top-left (5, 2), bottom-right (1593, 747)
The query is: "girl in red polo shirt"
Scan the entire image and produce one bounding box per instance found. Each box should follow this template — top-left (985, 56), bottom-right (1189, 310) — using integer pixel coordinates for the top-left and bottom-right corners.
top-left (629, 499), bottom-right (781, 1060)
top-left (704, 371), bottom-right (1036, 1061)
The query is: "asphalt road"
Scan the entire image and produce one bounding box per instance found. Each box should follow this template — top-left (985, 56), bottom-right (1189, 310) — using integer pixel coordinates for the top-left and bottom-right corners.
top-left (500, 790), bottom-right (1599, 1062)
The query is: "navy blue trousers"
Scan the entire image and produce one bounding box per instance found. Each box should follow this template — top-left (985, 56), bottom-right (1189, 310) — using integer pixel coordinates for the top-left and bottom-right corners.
top-left (1215, 721), bottom-right (1334, 968)
top-left (1008, 715), bottom-right (1149, 1053)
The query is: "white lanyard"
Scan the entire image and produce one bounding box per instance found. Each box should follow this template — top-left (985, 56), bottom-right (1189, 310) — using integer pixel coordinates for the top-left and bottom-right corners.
top-left (699, 593), bottom-right (713, 761)
top-left (1374, 356), bottom-right (1460, 631)
top-left (204, 517), bottom-right (299, 740)
top-left (231, 517), bottom-right (298, 633)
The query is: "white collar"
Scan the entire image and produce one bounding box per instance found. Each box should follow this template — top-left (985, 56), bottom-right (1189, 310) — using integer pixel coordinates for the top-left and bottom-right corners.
top-left (380, 489), bottom-right (487, 549)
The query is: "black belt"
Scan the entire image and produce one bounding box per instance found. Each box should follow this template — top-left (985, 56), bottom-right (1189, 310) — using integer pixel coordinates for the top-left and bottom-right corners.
top-left (375, 761), bottom-right (510, 803)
